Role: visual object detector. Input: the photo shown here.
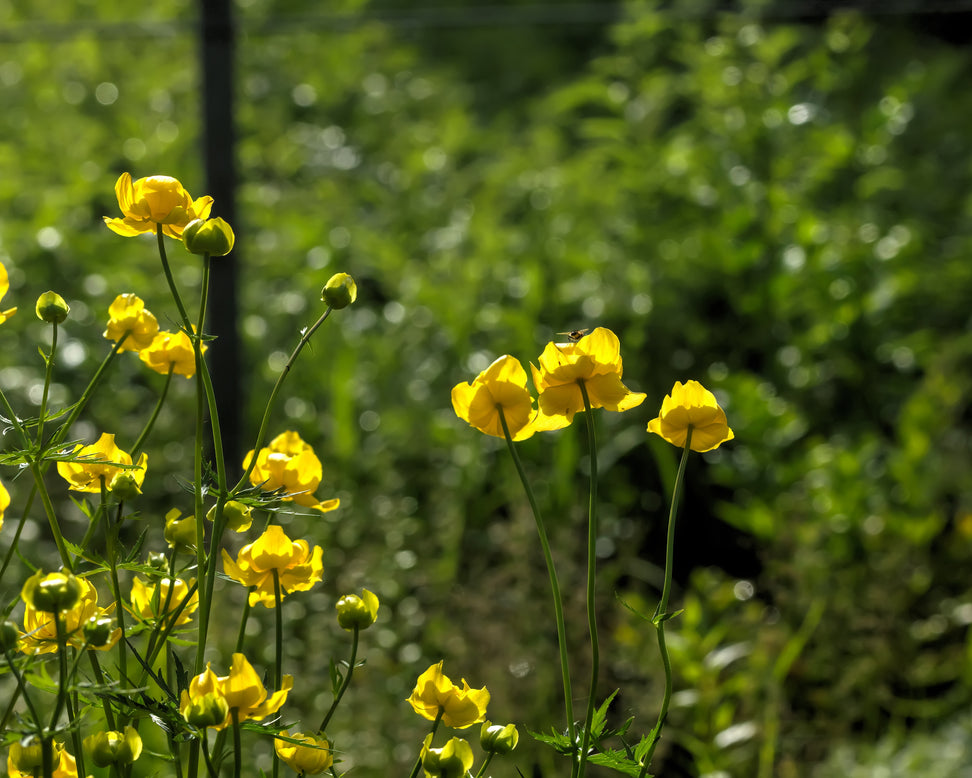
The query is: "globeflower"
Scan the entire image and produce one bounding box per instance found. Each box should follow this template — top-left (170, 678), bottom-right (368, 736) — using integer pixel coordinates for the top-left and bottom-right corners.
top-left (243, 431), bottom-right (339, 512)
top-left (451, 355), bottom-right (536, 441)
top-left (180, 653), bottom-right (293, 730)
top-left (103, 172), bottom-right (214, 239)
top-left (420, 735), bottom-right (474, 778)
top-left (408, 661), bottom-right (490, 729)
top-left (646, 380), bottom-right (734, 452)
top-left (129, 577), bottom-right (199, 627)
top-left (103, 293), bottom-right (159, 352)
top-left (139, 329), bottom-right (204, 378)
top-left (530, 327), bottom-right (645, 430)
top-left (222, 524), bottom-right (324, 608)
top-left (7, 741), bottom-right (79, 778)
top-left (20, 575), bottom-right (120, 654)
top-left (84, 726), bottom-right (142, 767)
top-left (335, 588), bottom-right (379, 631)
top-left (0, 261), bottom-right (17, 326)
top-left (56, 432), bottom-right (147, 495)
top-left (274, 732), bottom-right (333, 775)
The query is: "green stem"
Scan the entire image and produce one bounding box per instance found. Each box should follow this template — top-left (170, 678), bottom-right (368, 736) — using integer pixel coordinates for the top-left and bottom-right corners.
top-left (497, 407), bottom-right (576, 774)
top-left (104, 488), bottom-right (129, 693)
top-left (473, 753), bottom-right (495, 778)
top-left (639, 427), bottom-right (693, 775)
top-left (233, 306), bottom-right (334, 494)
top-left (0, 483), bottom-right (37, 581)
top-left (232, 709), bottom-right (242, 778)
top-left (88, 651), bottom-right (117, 729)
top-left (272, 570), bottom-right (283, 778)
top-left (318, 627), bottom-right (359, 733)
top-left (200, 729), bottom-right (220, 778)
top-left (36, 321), bottom-right (58, 447)
top-left (2, 644), bottom-right (42, 733)
top-left (577, 381), bottom-right (599, 778)
top-left (131, 364), bottom-right (175, 459)
top-left (28, 460), bottom-right (73, 572)
top-left (234, 597), bottom-right (252, 654)
top-left (156, 225), bottom-right (193, 332)
top-left (406, 710), bottom-right (443, 778)
top-left (49, 610), bottom-right (70, 730)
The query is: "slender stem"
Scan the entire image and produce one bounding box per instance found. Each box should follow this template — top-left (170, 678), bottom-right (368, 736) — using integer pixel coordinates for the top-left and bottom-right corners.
top-left (0, 483), bottom-right (37, 580)
top-left (639, 427), bottom-right (693, 775)
top-left (200, 730), bottom-right (220, 778)
top-left (2, 644), bottom-right (42, 732)
top-left (577, 381), bottom-right (598, 778)
top-left (318, 627), bottom-right (359, 733)
top-left (131, 364), bottom-right (175, 459)
top-left (49, 611), bottom-right (70, 730)
top-left (42, 736), bottom-right (55, 778)
top-left (36, 321), bottom-right (58, 446)
top-left (156, 225), bottom-right (193, 331)
top-left (273, 570), bottom-right (283, 689)
top-left (234, 597), bottom-right (252, 653)
top-left (232, 709), bottom-right (242, 778)
top-left (28, 461), bottom-right (72, 571)
top-left (233, 307), bottom-right (334, 494)
top-left (474, 753), bottom-right (495, 778)
top-left (406, 710), bottom-right (443, 778)
top-left (104, 487), bottom-right (129, 692)
top-left (88, 651), bottom-right (117, 729)
top-left (496, 407), bottom-right (576, 773)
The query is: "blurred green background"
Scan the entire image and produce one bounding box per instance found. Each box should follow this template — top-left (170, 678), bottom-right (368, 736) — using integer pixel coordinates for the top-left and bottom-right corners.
top-left (3, 0), bottom-right (972, 775)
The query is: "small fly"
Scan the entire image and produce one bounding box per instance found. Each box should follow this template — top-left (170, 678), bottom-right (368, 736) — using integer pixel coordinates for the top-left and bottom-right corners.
top-left (557, 328), bottom-right (589, 343)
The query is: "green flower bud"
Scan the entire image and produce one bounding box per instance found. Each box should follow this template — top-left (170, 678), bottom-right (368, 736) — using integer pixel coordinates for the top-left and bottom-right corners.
top-left (35, 291), bottom-right (70, 323)
top-left (22, 570), bottom-right (82, 613)
top-left (84, 726), bottom-right (143, 767)
top-left (420, 736), bottom-right (474, 778)
top-left (0, 620), bottom-right (20, 651)
top-left (207, 500), bottom-right (253, 533)
top-left (335, 588), bottom-right (379, 631)
top-left (480, 720), bottom-right (519, 754)
top-left (164, 508), bottom-right (197, 552)
top-left (183, 217), bottom-right (235, 256)
top-left (183, 693), bottom-right (229, 728)
top-left (84, 615), bottom-right (115, 647)
top-left (109, 470), bottom-right (142, 500)
top-left (321, 272), bottom-right (357, 309)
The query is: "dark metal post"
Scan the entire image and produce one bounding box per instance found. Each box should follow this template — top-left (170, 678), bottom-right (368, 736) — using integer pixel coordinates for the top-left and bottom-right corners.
top-left (199, 0), bottom-right (243, 466)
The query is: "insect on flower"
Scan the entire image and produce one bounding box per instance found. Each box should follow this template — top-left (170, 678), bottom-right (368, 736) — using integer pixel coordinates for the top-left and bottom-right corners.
top-left (557, 328), bottom-right (589, 343)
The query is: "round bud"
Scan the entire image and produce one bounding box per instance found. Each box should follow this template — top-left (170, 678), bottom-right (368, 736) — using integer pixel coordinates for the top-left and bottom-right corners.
top-left (35, 291), bottom-right (70, 323)
top-left (480, 721), bottom-right (519, 754)
top-left (207, 500), bottom-right (253, 533)
top-left (0, 620), bottom-right (20, 651)
top-left (335, 589), bottom-right (379, 631)
top-left (84, 615), bottom-right (115, 647)
top-left (22, 570), bottom-right (83, 613)
top-left (183, 217), bottom-right (235, 256)
top-left (183, 693), bottom-right (229, 728)
top-left (321, 272), bottom-right (357, 309)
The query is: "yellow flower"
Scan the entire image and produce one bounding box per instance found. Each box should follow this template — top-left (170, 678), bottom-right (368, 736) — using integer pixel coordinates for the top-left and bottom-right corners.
top-left (408, 661), bottom-right (490, 729)
top-left (646, 380), bottom-right (734, 452)
top-left (21, 575), bottom-right (120, 654)
top-left (275, 732), bottom-right (333, 775)
top-left (0, 478), bottom-right (9, 532)
top-left (0, 261), bottom-right (17, 325)
top-left (103, 172), bottom-right (214, 239)
top-left (179, 665), bottom-right (229, 728)
top-left (104, 293), bottom-right (159, 352)
top-left (56, 432), bottom-right (147, 494)
top-left (420, 735), bottom-right (474, 778)
top-left (530, 327), bottom-right (645, 430)
top-left (243, 431), bottom-right (339, 512)
top-left (84, 726), bottom-right (142, 767)
top-left (129, 577), bottom-right (198, 627)
top-left (7, 742), bottom-right (78, 778)
top-left (451, 355), bottom-right (536, 441)
top-left (139, 329), bottom-right (204, 378)
top-left (222, 524), bottom-right (324, 608)
top-left (180, 653), bottom-right (293, 730)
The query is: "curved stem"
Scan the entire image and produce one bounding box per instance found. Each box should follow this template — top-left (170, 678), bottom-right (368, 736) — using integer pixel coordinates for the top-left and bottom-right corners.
top-left (233, 307), bottom-right (334, 494)
top-left (318, 627), bottom-right (359, 733)
top-left (474, 753), bottom-right (495, 778)
top-left (577, 381), bottom-right (598, 778)
top-left (406, 710), bottom-right (443, 778)
top-left (639, 427), bottom-right (693, 775)
top-left (131, 364), bottom-right (175, 459)
top-left (497, 407), bottom-right (576, 772)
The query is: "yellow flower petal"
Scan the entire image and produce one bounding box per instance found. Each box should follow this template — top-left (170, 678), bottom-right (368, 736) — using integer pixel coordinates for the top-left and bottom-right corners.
top-left (646, 380), bottom-right (734, 452)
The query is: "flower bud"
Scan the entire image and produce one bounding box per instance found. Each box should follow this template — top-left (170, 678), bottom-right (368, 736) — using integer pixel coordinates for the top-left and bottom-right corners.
top-left (420, 735), bottom-right (474, 778)
top-left (84, 615), bottom-right (115, 647)
top-left (274, 732), bottom-right (333, 775)
top-left (147, 551), bottom-right (168, 571)
top-left (35, 291), bottom-right (70, 323)
top-left (321, 272), bottom-right (357, 309)
top-left (84, 726), bottom-right (142, 767)
top-left (183, 217), bottom-right (235, 256)
top-left (22, 570), bottom-right (83, 613)
top-left (207, 500), bottom-right (253, 533)
top-left (0, 619), bottom-right (20, 652)
top-left (164, 508), bottom-right (197, 551)
top-left (480, 720), bottom-right (519, 754)
top-left (109, 469), bottom-right (143, 500)
top-left (183, 692), bottom-right (229, 728)
top-left (335, 588), bottom-right (379, 631)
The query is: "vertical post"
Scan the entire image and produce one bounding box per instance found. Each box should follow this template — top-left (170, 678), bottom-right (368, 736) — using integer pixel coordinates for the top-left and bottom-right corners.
top-left (198, 0), bottom-right (242, 466)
